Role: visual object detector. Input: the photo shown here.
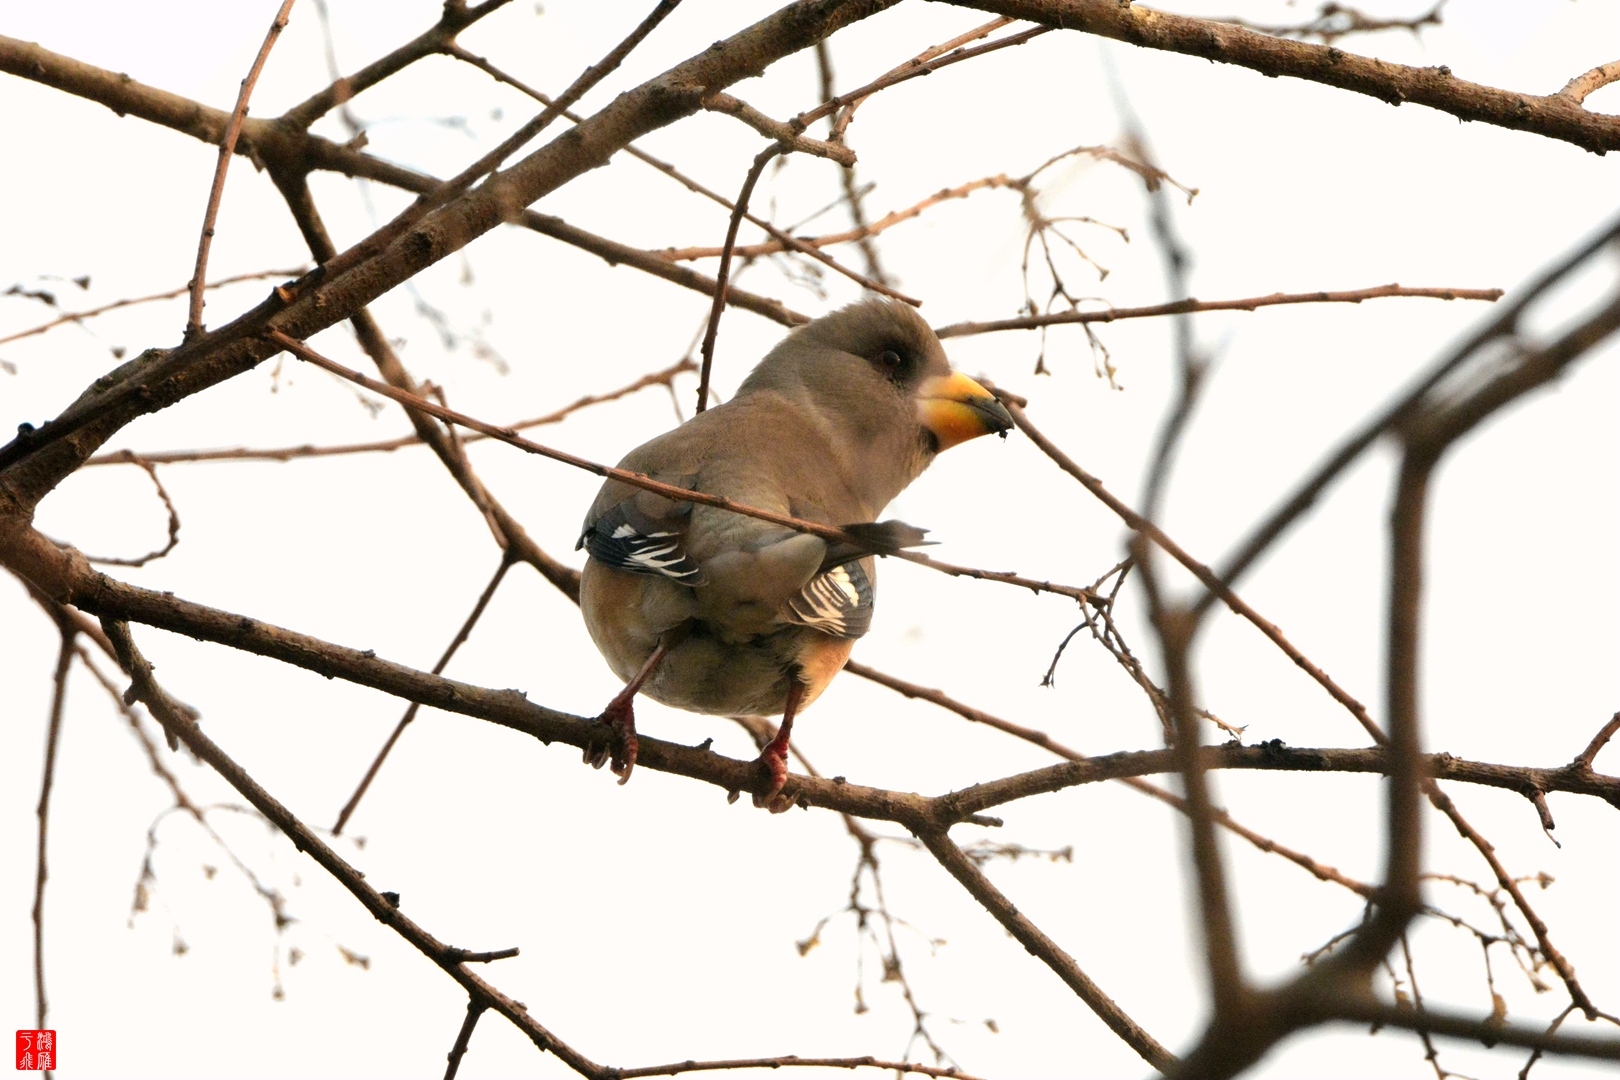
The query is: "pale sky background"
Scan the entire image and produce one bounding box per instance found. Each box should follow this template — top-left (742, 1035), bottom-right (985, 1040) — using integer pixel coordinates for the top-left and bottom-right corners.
top-left (1, 2), bottom-right (1617, 1078)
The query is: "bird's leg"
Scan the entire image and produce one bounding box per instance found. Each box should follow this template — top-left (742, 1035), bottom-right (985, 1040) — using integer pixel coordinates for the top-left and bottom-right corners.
top-left (587, 638), bottom-right (671, 784)
top-left (752, 678), bottom-right (805, 813)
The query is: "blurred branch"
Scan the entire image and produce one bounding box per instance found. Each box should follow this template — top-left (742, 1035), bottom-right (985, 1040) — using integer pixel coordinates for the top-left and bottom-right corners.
top-left (94, 617), bottom-right (605, 1077)
top-left (1214, 2), bottom-right (1444, 45)
top-left (0, 269), bottom-right (307, 349)
top-left (1198, 210), bottom-right (1620, 616)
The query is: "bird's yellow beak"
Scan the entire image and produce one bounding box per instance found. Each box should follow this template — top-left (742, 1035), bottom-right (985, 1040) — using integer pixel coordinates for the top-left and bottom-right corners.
top-left (917, 371), bottom-right (1014, 451)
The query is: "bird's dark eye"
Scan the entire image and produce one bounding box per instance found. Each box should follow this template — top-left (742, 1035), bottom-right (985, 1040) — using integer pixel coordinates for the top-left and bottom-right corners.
top-left (876, 349), bottom-right (903, 371)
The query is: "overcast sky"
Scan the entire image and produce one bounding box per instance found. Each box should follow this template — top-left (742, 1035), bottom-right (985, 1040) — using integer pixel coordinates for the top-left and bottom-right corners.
top-left (2, 2), bottom-right (1617, 1077)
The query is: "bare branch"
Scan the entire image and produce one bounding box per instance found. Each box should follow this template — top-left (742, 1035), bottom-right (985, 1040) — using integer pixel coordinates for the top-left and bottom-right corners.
top-left (1573, 713), bottom-right (1620, 773)
top-left (698, 146), bottom-right (785, 413)
top-left (702, 92), bottom-right (856, 164)
top-left (1557, 61), bottom-right (1620, 107)
top-left (934, 284), bottom-right (1503, 338)
top-left (0, 0), bottom-right (891, 503)
top-left (0, 36), bottom-right (808, 330)
top-left (916, 827), bottom-right (1177, 1073)
top-left (616, 1056), bottom-right (989, 1079)
top-left (32, 625), bottom-right (75, 1031)
top-left (273, 332), bottom-right (1105, 604)
top-left (185, 0), bottom-right (297, 340)
top-left (95, 617), bottom-right (609, 1078)
top-left (84, 358), bottom-right (695, 467)
top-left (942, 0), bottom-right (1620, 154)
top-left (74, 453), bottom-right (180, 568)
top-left (333, 555), bottom-right (516, 834)
top-left (443, 1000), bottom-right (487, 1080)
top-left (1214, 2), bottom-right (1444, 46)
top-left (282, 0), bottom-right (513, 129)
top-left (0, 269), bottom-right (307, 349)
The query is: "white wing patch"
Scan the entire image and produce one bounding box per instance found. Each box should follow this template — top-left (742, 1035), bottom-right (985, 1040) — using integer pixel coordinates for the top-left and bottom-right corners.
top-left (786, 561), bottom-right (874, 640)
top-left (622, 531), bottom-right (700, 577)
top-left (580, 504), bottom-right (705, 584)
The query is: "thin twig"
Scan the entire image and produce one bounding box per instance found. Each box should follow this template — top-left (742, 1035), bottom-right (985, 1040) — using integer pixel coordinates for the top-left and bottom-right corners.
top-left (1000, 392), bottom-right (1388, 744)
top-left (616, 1056), bottom-right (990, 1079)
top-left (0, 269), bottom-right (307, 349)
top-left (1572, 713), bottom-right (1620, 772)
top-left (273, 331), bottom-right (1103, 604)
top-left (33, 626), bottom-right (75, 1032)
top-left (794, 22), bottom-right (1051, 132)
top-left (75, 453), bottom-right (180, 567)
top-left (915, 827), bottom-right (1176, 1073)
top-left (697, 146), bottom-right (784, 414)
top-left (815, 40), bottom-right (890, 287)
top-left (95, 617), bottom-right (608, 1077)
top-left (1214, 1), bottom-right (1444, 45)
top-left (933, 284), bottom-right (1503, 338)
top-left (334, 555), bottom-right (516, 834)
top-left (701, 92), bottom-right (856, 164)
top-left (438, 43), bottom-right (902, 306)
top-left (86, 358), bottom-right (695, 467)
top-left (309, 0), bottom-right (684, 290)
top-left (283, 0), bottom-right (513, 129)
top-left (847, 660), bottom-right (1376, 896)
top-left (185, 0), bottom-right (297, 340)
top-left (443, 1000), bottom-right (486, 1080)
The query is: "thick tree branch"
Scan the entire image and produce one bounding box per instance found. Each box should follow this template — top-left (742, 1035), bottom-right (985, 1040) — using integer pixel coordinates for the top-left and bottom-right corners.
top-left (942, 0), bottom-right (1620, 153)
top-left (1, 0), bottom-right (888, 502)
top-left (0, 36), bottom-right (808, 331)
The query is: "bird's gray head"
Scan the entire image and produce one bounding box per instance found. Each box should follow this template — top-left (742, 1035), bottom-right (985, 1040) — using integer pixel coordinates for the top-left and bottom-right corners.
top-left (738, 299), bottom-right (1012, 479)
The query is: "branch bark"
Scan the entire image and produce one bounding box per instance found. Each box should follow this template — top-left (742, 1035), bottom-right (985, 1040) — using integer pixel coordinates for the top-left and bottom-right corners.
top-left (942, 0), bottom-right (1620, 153)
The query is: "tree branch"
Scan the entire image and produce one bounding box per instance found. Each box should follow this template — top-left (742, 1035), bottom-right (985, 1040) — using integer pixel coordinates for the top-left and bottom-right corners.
top-left (942, 0), bottom-right (1620, 154)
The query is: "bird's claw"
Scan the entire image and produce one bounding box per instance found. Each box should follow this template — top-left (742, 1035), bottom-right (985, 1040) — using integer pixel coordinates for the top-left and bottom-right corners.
top-left (586, 700), bottom-right (638, 784)
top-left (751, 748), bottom-right (792, 814)
top-left (611, 730), bottom-right (637, 785)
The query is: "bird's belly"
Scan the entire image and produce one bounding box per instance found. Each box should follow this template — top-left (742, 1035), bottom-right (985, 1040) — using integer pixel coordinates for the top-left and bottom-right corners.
top-left (581, 560), bottom-right (853, 717)
top-left (644, 627), bottom-right (801, 716)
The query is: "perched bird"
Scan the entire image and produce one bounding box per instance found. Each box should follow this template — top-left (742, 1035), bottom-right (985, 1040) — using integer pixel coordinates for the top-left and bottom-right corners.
top-left (577, 298), bottom-right (1012, 809)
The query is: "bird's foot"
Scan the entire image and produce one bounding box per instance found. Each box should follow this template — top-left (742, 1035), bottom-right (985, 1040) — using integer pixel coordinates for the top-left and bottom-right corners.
top-left (751, 743), bottom-right (793, 813)
top-left (585, 697), bottom-right (638, 784)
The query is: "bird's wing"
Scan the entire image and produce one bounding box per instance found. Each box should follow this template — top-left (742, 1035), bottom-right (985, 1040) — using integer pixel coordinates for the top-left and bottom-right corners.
top-left (784, 558), bottom-right (874, 640)
top-left (579, 493), bottom-right (705, 584)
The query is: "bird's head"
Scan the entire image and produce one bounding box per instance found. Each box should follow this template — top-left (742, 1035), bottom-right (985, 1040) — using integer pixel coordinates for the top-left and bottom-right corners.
top-left (740, 299), bottom-right (1013, 473)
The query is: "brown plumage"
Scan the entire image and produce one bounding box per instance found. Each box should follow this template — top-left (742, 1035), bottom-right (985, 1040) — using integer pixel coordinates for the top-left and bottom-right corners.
top-left (577, 299), bottom-right (1012, 809)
